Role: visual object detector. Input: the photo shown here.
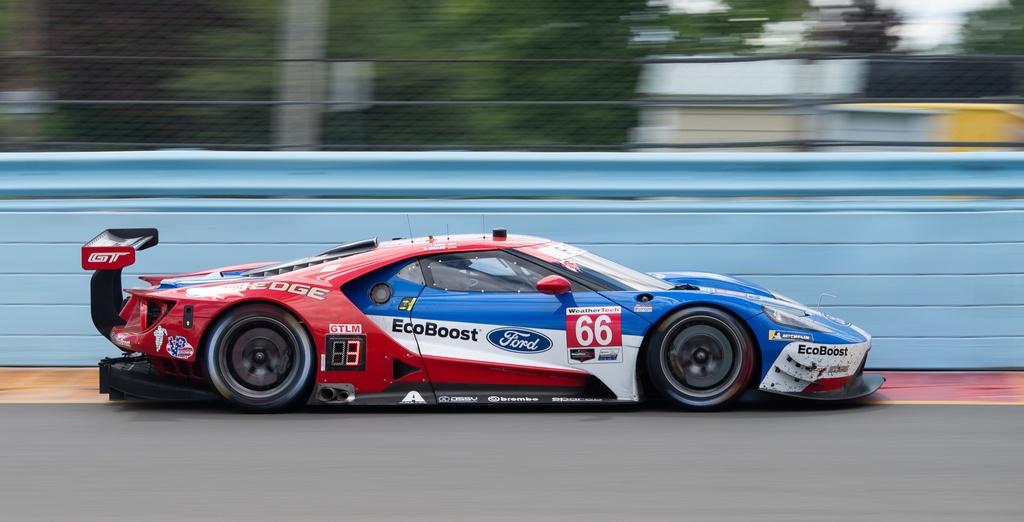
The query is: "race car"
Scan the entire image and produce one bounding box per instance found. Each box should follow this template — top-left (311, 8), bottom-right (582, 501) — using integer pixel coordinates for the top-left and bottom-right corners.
top-left (83, 228), bottom-right (883, 413)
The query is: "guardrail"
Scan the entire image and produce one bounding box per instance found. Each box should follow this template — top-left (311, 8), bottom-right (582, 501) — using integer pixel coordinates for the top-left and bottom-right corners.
top-left (1, 151), bottom-right (1022, 369)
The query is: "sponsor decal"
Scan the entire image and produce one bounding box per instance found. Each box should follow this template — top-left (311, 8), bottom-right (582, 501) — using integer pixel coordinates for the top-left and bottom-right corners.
top-left (769, 330), bottom-right (813, 342)
top-left (706, 288), bottom-right (765, 301)
top-left (437, 396), bottom-right (478, 403)
top-left (391, 318), bottom-right (479, 341)
top-left (82, 246), bottom-right (135, 270)
top-left (569, 348), bottom-right (595, 362)
top-left (598, 348), bottom-right (620, 361)
top-left (319, 264), bottom-right (340, 273)
top-left (400, 391), bottom-right (427, 404)
top-left (246, 281), bottom-right (330, 300)
top-left (165, 336), bottom-right (195, 359)
top-left (110, 332), bottom-right (132, 349)
top-left (398, 297), bottom-right (417, 311)
top-left (184, 281), bottom-right (329, 300)
top-left (552, 397), bottom-right (604, 402)
top-left (797, 344), bottom-right (849, 357)
top-left (88, 251), bottom-right (128, 264)
top-left (633, 304), bottom-right (653, 313)
top-left (329, 324), bottom-right (363, 334)
top-left (827, 364), bottom-right (850, 374)
top-left (486, 328), bottom-right (553, 353)
top-left (537, 244), bottom-right (586, 261)
top-left (423, 242), bottom-right (457, 251)
top-left (822, 313), bottom-right (850, 326)
top-left (487, 396), bottom-right (539, 403)
top-left (154, 326), bottom-right (167, 353)
top-left (566, 306), bottom-right (622, 349)
top-left (185, 282), bottom-right (249, 298)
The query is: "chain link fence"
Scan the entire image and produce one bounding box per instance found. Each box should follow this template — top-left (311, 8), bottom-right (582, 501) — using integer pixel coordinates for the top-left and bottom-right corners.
top-left (2, 1), bottom-right (1024, 152)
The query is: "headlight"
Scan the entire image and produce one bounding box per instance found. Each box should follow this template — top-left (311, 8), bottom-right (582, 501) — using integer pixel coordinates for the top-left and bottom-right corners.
top-left (762, 304), bottom-right (834, 334)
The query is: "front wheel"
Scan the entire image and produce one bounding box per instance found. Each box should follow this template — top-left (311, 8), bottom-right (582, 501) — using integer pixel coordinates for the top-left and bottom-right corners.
top-left (645, 307), bottom-right (755, 411)
top-left (204, 304), bottom-right (315, 413)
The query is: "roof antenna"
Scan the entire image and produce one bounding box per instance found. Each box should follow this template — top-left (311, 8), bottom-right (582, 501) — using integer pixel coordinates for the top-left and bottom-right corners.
top-left (817, 293), bottom-right (836, 311)
top-left (446, 224), bottom-right (450, 241)
top-left (481, 214), bottom-right (485, 238)
top-left (406, 214), bottom-right (414, 242)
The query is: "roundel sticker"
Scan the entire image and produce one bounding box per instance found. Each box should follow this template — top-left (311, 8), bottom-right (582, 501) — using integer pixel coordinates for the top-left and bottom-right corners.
top-left (486, 328), bottom-right (553, 353)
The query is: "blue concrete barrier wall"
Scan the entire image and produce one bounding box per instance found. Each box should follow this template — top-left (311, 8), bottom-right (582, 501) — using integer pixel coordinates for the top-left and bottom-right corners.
top-left (1, 151), bottom-right (1022, 369)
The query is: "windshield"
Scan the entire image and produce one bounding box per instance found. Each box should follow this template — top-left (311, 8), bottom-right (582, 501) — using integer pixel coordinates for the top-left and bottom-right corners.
top-left (526, 244), bottom-right (675, 291)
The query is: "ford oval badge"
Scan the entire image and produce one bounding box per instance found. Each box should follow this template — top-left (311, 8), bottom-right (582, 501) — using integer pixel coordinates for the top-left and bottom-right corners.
top-left (486, 328), bottom-right (553, 353)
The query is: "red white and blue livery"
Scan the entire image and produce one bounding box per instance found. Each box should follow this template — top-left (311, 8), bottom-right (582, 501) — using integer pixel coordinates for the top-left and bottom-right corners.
top-left (83, 228), bottom-right (883, 412)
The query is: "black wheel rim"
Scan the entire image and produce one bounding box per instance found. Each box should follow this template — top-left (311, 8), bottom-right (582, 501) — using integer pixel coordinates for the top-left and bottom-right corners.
top-left (219, 318), bottom-right (300, 398)
top-left (663, 322), bottom-right (739, 398)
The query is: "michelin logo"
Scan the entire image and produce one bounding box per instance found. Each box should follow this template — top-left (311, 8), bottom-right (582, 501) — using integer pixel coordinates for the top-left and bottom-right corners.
top-left (769, 330), bottom-right (813, 342)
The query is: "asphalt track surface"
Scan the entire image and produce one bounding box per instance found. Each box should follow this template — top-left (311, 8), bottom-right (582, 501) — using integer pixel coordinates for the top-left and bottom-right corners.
top-left (1, 398), bottom-right (1022, 521)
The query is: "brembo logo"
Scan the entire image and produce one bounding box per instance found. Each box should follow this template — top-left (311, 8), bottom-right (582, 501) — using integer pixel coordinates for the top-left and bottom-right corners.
top-left (486, 328), bottom-right (553, 353)
top-left (87, 252), bottom-right (128, 264)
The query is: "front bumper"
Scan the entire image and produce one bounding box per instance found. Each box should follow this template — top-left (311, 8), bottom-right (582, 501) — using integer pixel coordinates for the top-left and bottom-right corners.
top-left (758, 339), bottom-right (881, 399)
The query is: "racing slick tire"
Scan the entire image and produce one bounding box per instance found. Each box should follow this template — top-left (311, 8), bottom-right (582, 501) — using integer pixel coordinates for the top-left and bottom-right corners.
top-left (204, 303), bottom-right (315, 413)
top-left (646, 306), bottom-right (755, 411)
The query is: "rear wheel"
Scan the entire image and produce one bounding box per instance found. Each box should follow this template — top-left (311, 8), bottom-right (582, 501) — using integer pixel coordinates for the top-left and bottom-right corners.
top-left (204, 304), bottom-right (314, 413)
top-left (645, 307), bottom-right (755, 411)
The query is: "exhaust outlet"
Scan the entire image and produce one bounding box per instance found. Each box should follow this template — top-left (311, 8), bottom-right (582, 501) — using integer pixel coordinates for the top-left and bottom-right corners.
top-left (317, 387), bottom-right (337, 402)
top-left (309, 383), bottom-right (355, 405)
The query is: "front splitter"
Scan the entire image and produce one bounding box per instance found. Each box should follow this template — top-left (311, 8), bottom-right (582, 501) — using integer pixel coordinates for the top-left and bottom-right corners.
top-left (770, 373), bottom-right (885, 401)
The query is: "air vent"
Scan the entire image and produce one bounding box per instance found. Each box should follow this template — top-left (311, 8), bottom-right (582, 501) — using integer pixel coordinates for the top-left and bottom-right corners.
top-left (393, 358), bottom-right (421, 380)
top-left (242, 238), bottom-right (379, 278)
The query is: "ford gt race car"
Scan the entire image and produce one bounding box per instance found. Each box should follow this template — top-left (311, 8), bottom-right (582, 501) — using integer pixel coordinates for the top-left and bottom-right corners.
top-left (83, 228), bottom-right (883, 413)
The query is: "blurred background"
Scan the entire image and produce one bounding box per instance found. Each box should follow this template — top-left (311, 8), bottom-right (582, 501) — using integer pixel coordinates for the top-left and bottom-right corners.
top-left (2, 0), bottom-right (1024, 152)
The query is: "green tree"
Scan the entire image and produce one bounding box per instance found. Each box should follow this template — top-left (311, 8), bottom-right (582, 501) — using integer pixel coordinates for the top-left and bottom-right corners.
top-left (960, 0), bottom-right (1024, 54)
top-left (43, 0), bottom-right (236, 146)
top-left (426, 0), bottom-right (649, 148)
top-left (658, 0), bottom-right (809, 55)
top-left (80, 0), bottom-right (814, 150)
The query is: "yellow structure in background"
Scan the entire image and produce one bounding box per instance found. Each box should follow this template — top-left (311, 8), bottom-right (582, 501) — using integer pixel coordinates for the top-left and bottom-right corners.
top-left (850, 103), bottom-right (1024, 152)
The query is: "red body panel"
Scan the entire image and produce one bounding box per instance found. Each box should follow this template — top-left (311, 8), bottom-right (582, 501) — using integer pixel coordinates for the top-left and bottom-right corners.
top-left (109, 234), bottom-right (558, 393)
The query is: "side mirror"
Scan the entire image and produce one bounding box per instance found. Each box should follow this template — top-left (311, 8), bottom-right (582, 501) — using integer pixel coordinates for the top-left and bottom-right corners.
top-left (536, 275), bottom-right (571, 295)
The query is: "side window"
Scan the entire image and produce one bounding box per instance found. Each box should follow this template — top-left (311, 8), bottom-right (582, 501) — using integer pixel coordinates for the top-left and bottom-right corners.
top-left (395, 260), bottom-right (425, 285)
top-left (422, 252), bottom-right (553, 293)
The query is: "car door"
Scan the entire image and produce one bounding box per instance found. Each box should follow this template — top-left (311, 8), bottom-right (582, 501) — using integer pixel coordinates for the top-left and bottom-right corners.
top-left (407, 250), bottom-right (625, 402)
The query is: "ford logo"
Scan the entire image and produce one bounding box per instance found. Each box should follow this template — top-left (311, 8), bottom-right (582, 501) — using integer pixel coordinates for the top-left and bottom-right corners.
top-left (486, 328), bottom-right (552, 353)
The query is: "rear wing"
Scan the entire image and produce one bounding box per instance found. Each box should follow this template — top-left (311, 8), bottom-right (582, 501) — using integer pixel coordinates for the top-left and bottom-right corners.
top-left (82, 229), bottom-right (159, 336)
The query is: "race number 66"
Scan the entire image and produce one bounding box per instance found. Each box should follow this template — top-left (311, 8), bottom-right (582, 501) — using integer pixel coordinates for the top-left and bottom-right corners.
top-left (566, 307), bottom-right (622, 348)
